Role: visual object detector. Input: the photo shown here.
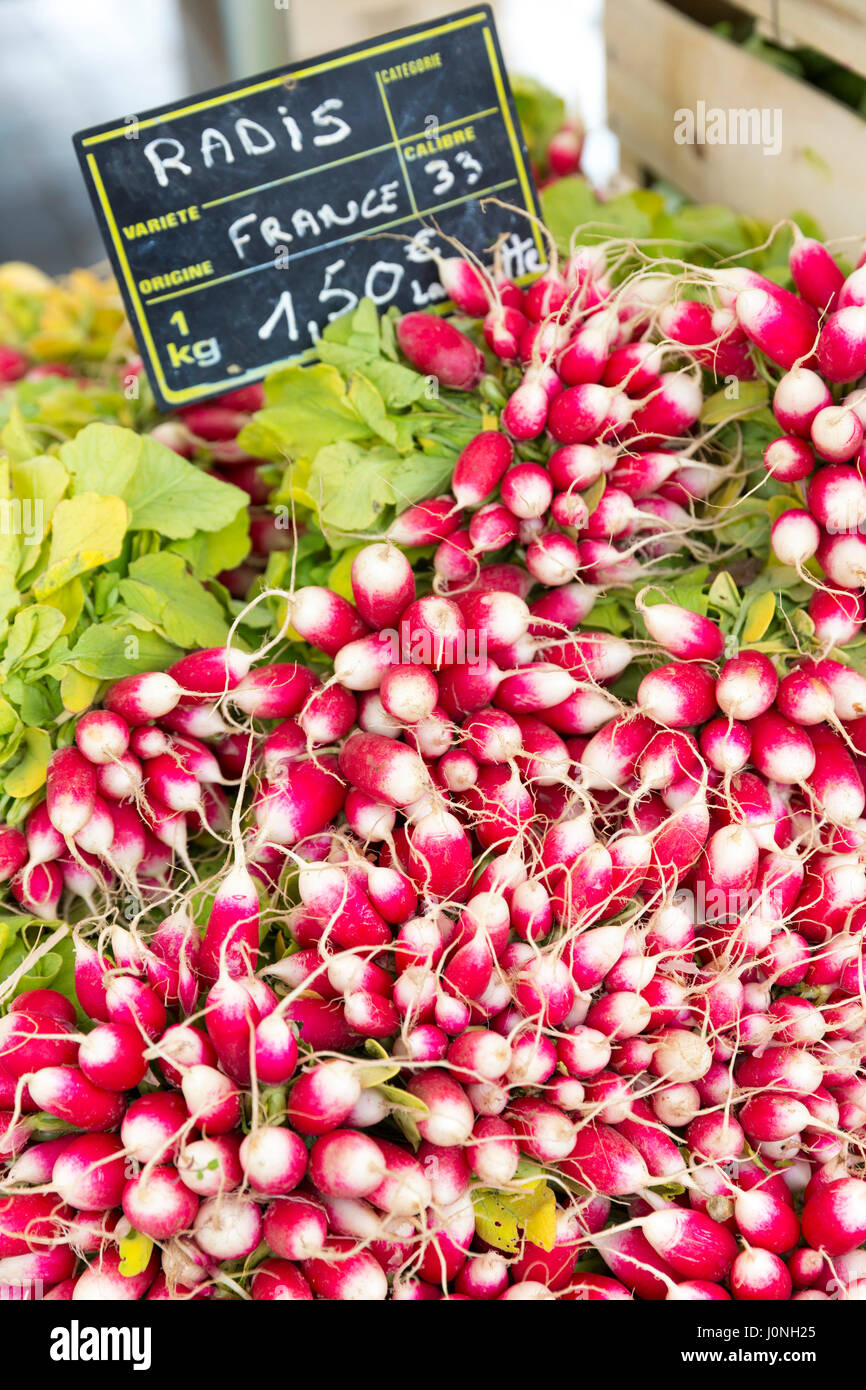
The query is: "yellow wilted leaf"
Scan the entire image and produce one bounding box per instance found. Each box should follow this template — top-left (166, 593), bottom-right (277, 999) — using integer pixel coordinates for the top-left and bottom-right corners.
top-left (358, 1064), bottom-right (400, 1087)
top-left (4, 727), bottom-right (52, 797)
top-left (742, 590), bottom-right (776, 643)
top-left (358, 1037), bottom-right (400, 1088)
top-left (28, 305), bottom-right (83, 359)
top-left (376, 1083), bottom-right (429, 1112)
top-left (501, 1180), bottom-right (544, 1217)
top-left (521, 1188), bottom-right (557, 1251)
top-left (60, 668), bottom-right (100, 713)
top-left (118, 1229), bottom-right (154, 1277)
top-left (49, 577), bottom-right (85, 636)
top-left (66, 268), bottom-right (114, 301)
top-left (473, 1191), bottom-right (520, 1254)
top-left (32, 493), bottom-right (128, 598)
top-left (493, 1180), bottom-right (558, 1252)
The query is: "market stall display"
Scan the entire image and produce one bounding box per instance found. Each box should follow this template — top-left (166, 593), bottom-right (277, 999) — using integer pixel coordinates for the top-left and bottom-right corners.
top-left (1, 15), bottom-right (866, 1307)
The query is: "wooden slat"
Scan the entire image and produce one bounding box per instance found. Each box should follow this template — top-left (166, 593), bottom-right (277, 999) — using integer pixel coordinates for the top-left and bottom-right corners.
top-left (605, 0), bottom-right (866, 242)
top-left (734, 0), bottom-right (866, 82)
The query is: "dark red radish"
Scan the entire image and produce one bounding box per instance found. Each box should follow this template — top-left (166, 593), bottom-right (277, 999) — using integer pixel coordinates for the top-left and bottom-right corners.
top-left (396, 312), bottom-right (484, 389)
top-left (351, 542), bottom-right (415, 629)
top-left (121, 1091), bottom-right (189, 1164)
top-left (252, 1258), bottom-right (313, 1301)
top-left (27, 1066), bottom-right (126, 1131)
top-left (802, 1177), bottom-right (866, 1255)
top-left (254, 756), bottom-right (346, 844)
top-left (232, 662), bottom-right (319, 719)
top-left (104, 671), bottom-right (181, 725)
top-left (643, 1207), bottom-right (737, 1282)
top-left (451, 431), bottom-right (514, 508)
top-left (736, 287), bottom-right (818, 370)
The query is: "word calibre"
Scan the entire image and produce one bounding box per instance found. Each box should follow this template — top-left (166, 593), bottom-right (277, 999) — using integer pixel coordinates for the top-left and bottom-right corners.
top-left (50, 1320), bottom-right (152, 1372)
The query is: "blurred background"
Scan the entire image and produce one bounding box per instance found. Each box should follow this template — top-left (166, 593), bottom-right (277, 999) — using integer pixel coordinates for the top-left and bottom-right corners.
top-left (3, 0), bottom-right (866, 269)
top-left (0, 0), bottom-right (613, 272)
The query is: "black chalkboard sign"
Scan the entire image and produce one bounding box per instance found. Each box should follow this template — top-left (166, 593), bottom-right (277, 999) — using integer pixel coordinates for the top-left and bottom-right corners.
top-left (73, 6), bottom-right (543, 413)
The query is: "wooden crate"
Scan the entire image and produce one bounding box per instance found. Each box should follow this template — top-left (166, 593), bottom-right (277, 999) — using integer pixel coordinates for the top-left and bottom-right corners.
top-left (735, 0), bottom-right (866, 81)
top-left (605, 0), bottom-right (866, 240)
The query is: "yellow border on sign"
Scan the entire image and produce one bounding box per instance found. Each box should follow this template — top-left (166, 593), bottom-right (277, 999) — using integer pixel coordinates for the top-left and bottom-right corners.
top-left (482, 25), bottom-right (546, 267)
top-left (375, 72), bottom-right (419, 217)
top-left (81, 7), bottom-right (540, 406)
top-left (85, 153), bottom-right (171, 398)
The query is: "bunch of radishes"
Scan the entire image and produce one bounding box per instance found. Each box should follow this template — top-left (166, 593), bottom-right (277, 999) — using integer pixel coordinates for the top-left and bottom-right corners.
top-left (0, 567), bottom-right (857, 1300)
top-left (5, 221), bottom-right (866, 1302)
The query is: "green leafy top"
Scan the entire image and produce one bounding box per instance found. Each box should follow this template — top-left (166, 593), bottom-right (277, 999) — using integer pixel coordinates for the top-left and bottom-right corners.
top-left (239, 300), bottom-right (489, 553)
top-left (540, 176), bottom-right (826, 274)
top-left (0, 416), bottom-right (251, 821)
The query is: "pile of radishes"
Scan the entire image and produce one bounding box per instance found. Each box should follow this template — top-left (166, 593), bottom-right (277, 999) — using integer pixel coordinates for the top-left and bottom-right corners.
top-left (5, 221), bottom-right (866, 1303)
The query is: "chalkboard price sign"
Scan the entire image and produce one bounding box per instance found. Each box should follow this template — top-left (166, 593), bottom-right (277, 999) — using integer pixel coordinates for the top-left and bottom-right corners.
top-left (74, 6), bottom-right (543, 413)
